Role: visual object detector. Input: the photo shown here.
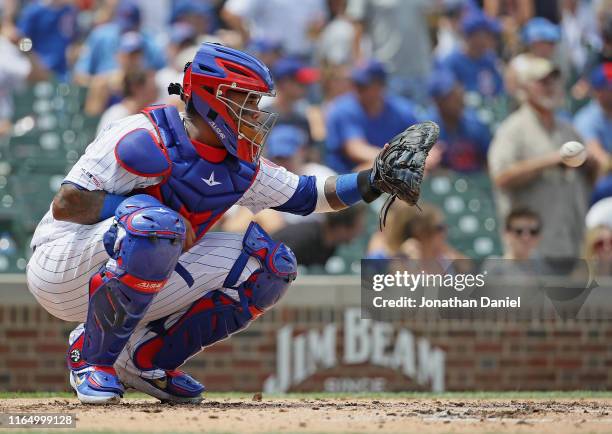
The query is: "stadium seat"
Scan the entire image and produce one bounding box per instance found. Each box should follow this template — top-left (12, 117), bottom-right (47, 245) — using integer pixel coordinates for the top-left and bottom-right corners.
top-left (10, 173), bottom-right (61, 233)
top-left (421, 170), bottom-right (502, 258)
top-left (4, 79), bottom-right (99, 261)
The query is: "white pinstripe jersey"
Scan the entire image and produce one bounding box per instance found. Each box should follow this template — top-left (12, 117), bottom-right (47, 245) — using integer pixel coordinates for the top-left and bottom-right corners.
top-left (30, 113), bottom-right (301, 248)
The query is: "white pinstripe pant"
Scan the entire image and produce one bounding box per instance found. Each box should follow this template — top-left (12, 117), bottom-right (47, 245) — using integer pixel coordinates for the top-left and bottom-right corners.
top-left (26, 217), bottom-right (260, 377)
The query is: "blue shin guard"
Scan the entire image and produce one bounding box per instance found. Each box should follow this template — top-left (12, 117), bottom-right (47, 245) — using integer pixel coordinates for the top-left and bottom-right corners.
top-left (133, 222), bottom-right (297, 372)
top-left (81, 195), bottom-right (185, 367)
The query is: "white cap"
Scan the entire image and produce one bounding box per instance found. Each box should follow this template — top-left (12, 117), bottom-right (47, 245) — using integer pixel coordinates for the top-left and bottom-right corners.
top-left (514, 55), bottom-right (559, 84)
top-left (586, 197), bottom-right (612, 229)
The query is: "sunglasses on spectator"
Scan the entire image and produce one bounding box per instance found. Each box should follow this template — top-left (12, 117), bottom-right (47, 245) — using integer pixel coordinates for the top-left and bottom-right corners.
top-left (434, 223), bottom-right (447, 233)
top-left (593, 237), bottom-right (612, 252)
top-left (509, 226), bottom-right (540, 236)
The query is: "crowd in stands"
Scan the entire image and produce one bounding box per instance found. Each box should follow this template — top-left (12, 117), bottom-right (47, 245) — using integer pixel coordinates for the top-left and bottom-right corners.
top-left (1, 0), bottom-right (612, 275)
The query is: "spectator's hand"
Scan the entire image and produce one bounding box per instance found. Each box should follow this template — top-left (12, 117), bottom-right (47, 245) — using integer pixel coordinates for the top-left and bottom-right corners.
top-left (581, 151), bottom-right (601, 183)
top-left (217, 29), bottom-right (245, 49)
top-left (400, 238), bottom-right (422, 259)
top-left (583, 151), bottom-right (599, 168)
top-left (571, 79), bottom-right (590, 101)
top-left (548, 150), bottom-right (564, 167)
top-left (425, 142), bottom-right (444, 174)
top-left (0, 120), bottom-right (11, 137)
top-left (1, 22), bottom-right (20, 44)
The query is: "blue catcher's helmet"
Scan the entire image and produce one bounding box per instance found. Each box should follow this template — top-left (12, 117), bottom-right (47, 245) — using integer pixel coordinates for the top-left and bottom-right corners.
top-left (180, 42), bottom-right (277, 163)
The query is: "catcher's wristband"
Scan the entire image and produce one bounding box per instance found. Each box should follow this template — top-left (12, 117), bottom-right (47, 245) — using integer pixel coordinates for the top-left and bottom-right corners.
top-left (321, 170), bottom-right (381, 210)
top-left (358, 169), bottom-right (381, 203)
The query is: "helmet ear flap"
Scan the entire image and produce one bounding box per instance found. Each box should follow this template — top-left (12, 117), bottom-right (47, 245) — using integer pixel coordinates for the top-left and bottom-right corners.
top-left (182, 62), bottom-right (194, 101)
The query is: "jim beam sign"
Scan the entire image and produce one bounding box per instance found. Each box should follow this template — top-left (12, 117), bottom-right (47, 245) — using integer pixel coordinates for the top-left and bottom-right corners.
top-left (263, 308), bottom-right (445, 393)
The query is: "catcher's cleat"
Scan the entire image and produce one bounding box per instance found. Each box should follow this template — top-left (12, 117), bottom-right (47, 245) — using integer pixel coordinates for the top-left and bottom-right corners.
top-left (67, 325), bottom-right (124, 404)
top-left (116, 366), bottom-right (205, 404)
top-left (69, 366), bottom-right (124, 405)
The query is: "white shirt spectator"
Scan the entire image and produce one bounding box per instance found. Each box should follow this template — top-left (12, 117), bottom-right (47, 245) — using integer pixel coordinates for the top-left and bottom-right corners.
top-left (560, 0), bottom-right (601, 72)
top-left (96, 103), bottom-right (131, 135)
top-left (0, 35), bottom-right (31, 123)
top-left (316, 15), bottom-right (354, 65)
top-left (346, 0), bottom-right (432, 79)
top-left (224, 0), bottom-right (327, 58)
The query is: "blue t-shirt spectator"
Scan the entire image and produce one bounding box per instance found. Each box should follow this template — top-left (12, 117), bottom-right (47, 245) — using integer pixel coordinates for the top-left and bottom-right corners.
top-left (591, 175), bottom-right (612, 207)
top-left (325, 92), bottom-right (418, 174)
top-left (574, 101), bottom-right (612, 153)
top-left (431, 108), bottom-right (491, 172)
top-left (438, 50), bottom-right (504, 98)
top-left (427, 68), bottom-right (491, 172)
top-left (438, 10), bottom-right (504, 98)
top-left (17, 1), bottom-right (77, 80)
top-left (74, 23), bottom-right (165, 77)
top-left (574, 64), bottom-right (612, 154)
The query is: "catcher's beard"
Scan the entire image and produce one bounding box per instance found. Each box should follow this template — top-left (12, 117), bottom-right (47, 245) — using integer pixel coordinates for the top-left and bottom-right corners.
top-left (237, 122), bottom-right (265, 161)
top-left (229, 110), bottom-right (276, 161)
top-left (239, 122), bottom-right (260, 144)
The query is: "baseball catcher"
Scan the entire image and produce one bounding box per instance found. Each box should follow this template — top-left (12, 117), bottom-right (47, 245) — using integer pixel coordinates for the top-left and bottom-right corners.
top-left (26, 42), bottom-right (438, 404)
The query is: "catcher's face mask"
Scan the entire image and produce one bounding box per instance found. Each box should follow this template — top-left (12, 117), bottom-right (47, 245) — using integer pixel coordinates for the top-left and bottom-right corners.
top-left (217, 85), bottom-right (278, 163)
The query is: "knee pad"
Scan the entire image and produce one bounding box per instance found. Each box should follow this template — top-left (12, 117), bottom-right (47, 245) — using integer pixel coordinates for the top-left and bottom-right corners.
top-left (225, 221), bottom-right (297, 311)
top-left (132, 222), bottom-right (297, 372)
top-left (82, 195), bottom-right (185, 366)
top-left (104, 194), bottom-right (186, 280)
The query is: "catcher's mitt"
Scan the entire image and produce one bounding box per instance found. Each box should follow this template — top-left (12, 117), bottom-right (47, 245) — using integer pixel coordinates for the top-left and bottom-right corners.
top-left (371, 121), bottom-right (440, 229)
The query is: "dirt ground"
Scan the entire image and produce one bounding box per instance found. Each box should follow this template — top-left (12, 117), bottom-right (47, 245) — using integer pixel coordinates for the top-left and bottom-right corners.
top-left (1, 396), bottom-right (612, 433)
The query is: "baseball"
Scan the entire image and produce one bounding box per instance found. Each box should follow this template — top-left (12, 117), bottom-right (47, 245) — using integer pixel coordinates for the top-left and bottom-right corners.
top-left (560, 141), bottom-right (587, 167)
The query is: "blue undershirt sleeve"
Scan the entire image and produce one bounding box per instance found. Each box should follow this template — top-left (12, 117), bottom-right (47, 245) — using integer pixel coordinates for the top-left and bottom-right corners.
top-left (272, 175), bottom-right (318, 216)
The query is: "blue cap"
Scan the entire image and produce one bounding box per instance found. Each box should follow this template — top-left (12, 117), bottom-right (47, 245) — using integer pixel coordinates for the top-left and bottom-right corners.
top-left (272, 58), bottom-right (319, 83)
top-left (171, 0), bottom-right (213, 23)
top-left (428, 69), bottom-right (458, 98)
top-left (266, 125), bottom-right (308, 158)
top-left (442, 0), bottom-right (466, 14)
top-left (170, 23), bottom-right (196, 45)
top-left (118, 31), bottom-right (144, 53)
top-left (115, 1), bottom-right (141, 32)
top-left (247, 37), bottom-right (282, 55)
top-left (351, 60), bottom-right (387, 85)
top-left (522, 17), bottom-right (560, 44)
top-left (590, 63), bottom-right (612, 90)
top-left (461, 11), bottom-right (500, 35)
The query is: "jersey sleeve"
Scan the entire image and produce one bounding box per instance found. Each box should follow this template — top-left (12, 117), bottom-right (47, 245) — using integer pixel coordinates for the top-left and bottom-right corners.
top-left (223, 0), bottom-right (256, 17)
top-left (16, 5), bottom-right (36, 38)
top-left (487, 121), bottom-right (521, 177)
top-left (346, 0), bottom-right (367, 21)
top-left (237, 158), bottom-right (317, 215)
top-left (73, 30), bottom-right (97, 76)
top-left (574, 108), bottom-right (599, 143)
top-left (63, 117), bottom-right (162, 194)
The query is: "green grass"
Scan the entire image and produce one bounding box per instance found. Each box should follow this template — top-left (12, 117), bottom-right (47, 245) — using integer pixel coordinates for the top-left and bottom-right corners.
top-left (2, 390), bottom-right (612, 400)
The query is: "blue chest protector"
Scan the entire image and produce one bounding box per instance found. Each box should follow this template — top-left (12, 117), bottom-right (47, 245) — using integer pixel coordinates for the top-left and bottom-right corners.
top-left (115, 105), bottom-right (258, 240)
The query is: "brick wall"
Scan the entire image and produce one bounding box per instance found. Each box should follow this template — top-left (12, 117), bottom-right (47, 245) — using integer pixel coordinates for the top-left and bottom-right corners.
top-left (1, 303), bottom-right (611, 392)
